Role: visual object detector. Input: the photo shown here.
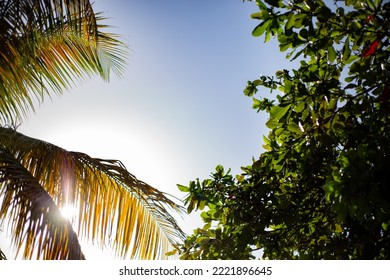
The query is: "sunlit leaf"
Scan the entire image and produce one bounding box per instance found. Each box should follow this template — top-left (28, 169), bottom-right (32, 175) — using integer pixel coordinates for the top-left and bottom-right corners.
top-left (252, 19), bottom-right (271, 37)
top-left (270, 104), bottom-right (291, 120)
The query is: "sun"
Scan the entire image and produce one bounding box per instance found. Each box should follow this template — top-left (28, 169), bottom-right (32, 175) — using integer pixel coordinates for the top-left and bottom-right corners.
top-left (59, 204), bottom-right (77, 221)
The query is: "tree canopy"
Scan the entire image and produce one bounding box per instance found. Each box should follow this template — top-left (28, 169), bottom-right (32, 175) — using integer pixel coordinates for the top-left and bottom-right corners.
top-left (179, 0), bottom-right (390, 259)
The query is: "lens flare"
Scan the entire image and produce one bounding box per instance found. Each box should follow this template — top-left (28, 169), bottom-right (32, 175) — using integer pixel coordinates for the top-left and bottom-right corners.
top-left (60, 204), bottom-right (77, 221)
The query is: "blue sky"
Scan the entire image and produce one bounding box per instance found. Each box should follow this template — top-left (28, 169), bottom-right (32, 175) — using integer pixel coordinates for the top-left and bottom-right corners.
top-left (3, 0), bottom-right (290, 258)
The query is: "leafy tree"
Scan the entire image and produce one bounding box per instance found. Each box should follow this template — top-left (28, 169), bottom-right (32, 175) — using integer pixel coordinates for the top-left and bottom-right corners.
top-left (179, 0), bottom-right (390, 259)
top-left (0, 0), bottom-right (184, 259)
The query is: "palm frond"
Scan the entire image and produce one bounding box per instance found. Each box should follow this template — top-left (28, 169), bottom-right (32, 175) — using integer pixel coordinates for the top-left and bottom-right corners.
top-left (0, 0), bottom-right (128, 124)
top-left (0, 247), bottom-right (6, 260)
top-left (0, 127), bottom-right (185, 259)
top-left (0, 146), bottom-right (85, 259)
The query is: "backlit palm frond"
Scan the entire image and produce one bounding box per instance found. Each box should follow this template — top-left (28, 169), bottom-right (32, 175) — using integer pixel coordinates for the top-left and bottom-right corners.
top-left (0, 0), bottom-right (128, 124)
top-left (0, 247), bottom-right (6, 260)
top-left (0, 127), bottom-right (185, 259)
top-left (0, 146), bottom-right (85, 259)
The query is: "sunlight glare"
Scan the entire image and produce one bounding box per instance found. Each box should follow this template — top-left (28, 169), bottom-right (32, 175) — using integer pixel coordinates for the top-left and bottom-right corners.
top-left (60, 204), bottom-right (77, 221)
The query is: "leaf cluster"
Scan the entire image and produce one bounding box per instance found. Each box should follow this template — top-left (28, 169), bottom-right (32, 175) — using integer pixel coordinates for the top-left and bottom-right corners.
top-left (178, 166), bottom-right (257, 259)
top-left (179, 0), bottom-right (390, 259)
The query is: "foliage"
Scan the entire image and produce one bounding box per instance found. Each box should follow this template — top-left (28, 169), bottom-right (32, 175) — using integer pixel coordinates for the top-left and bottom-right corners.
top-left (0, 127), bottom-right (184, 259)
top-left (0, 0), bottom-right (127, 124)
top-left (179, 0), bottom-right (390, 259)
top-left (0, 0), bottom-right (184, 259)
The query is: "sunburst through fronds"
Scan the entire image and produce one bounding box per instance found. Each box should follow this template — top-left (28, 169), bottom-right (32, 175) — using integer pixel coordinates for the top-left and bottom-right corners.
top-left (0, 127), bottom-right (185, 259)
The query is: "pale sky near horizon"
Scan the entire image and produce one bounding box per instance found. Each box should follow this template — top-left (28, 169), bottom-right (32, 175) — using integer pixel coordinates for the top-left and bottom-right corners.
top-left (1, 0), bottom-right (290, 259)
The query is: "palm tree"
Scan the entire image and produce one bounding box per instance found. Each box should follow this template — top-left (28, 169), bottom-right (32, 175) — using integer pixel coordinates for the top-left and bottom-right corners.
top-left (0, 0), bottom-right (184, 259)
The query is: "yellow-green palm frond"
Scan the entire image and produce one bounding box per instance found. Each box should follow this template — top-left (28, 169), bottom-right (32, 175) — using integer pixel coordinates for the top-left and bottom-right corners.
top-left (0, 0), bottom-right (128, 124)
top-left (0, 127), bottom-right (185, 259)
top-left (0, 147), bottom-right (85, 259)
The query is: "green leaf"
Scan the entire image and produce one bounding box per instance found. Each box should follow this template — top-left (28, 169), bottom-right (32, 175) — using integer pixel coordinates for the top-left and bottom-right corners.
top-left (280, 42), bottom-right (292, 52)
top-left (266, 119), bottom-right (281, 129)
top-left (177, 184), bottom-right (189, 192)
top-left (262, 144), bottom-right (272, 151)
top-left (328, 45), bottom-right (337, 62)
top-left (322, 180), bottom-right (343, 199)
top-left (273, 163), bottom-right (283, 172)
top-left (328, 99), bottom-right (337, 110)
top-left (200, 211), bottom-right (211, 221)
top-left (294, 102), bottom-right (305, 113)
top-left (270, 104), bottom-right (291, 120)
top-left (284, 80), bottom-right (292, 93)
top-left (293, 13), bottom-right (307, 29)
top-left (252, 19), bottom-right (271, 37)
top-left (334, 224), bottom-right (343, 233)
top-left (251, 12), bottom-right (263, 20)
top-left (287, 123), bottom-right (302, 134)
top-left (342, 37), bottom-right (351, 61)
top-left (285, 13), bottom-right (295, 31)
top-left (198, 200), bottom-right (207, 211)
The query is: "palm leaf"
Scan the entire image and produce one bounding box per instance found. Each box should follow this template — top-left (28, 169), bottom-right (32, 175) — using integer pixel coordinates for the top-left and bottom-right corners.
top-left (0, 247), bottom-right (6, 260)
top-left (0, 146), bottom-right (85, 259)
top-left (0, 127), bottom-right (185, 259)
top-left (0, 0), bottom-right (127, 124)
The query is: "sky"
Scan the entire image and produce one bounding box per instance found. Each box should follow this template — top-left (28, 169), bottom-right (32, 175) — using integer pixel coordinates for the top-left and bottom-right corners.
top-left (1, 0), bottom-right (290, 259)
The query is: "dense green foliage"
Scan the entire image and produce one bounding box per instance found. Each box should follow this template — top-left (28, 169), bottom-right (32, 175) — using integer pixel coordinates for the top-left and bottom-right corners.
top-left (179, 0), bottom-right (390, 259)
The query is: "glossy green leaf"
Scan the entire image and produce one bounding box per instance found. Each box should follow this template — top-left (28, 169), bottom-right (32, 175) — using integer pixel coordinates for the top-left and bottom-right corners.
top-left (252, 19), bottom-right (271, 37)
top-left (270, 104), bottom-right (291, 120)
